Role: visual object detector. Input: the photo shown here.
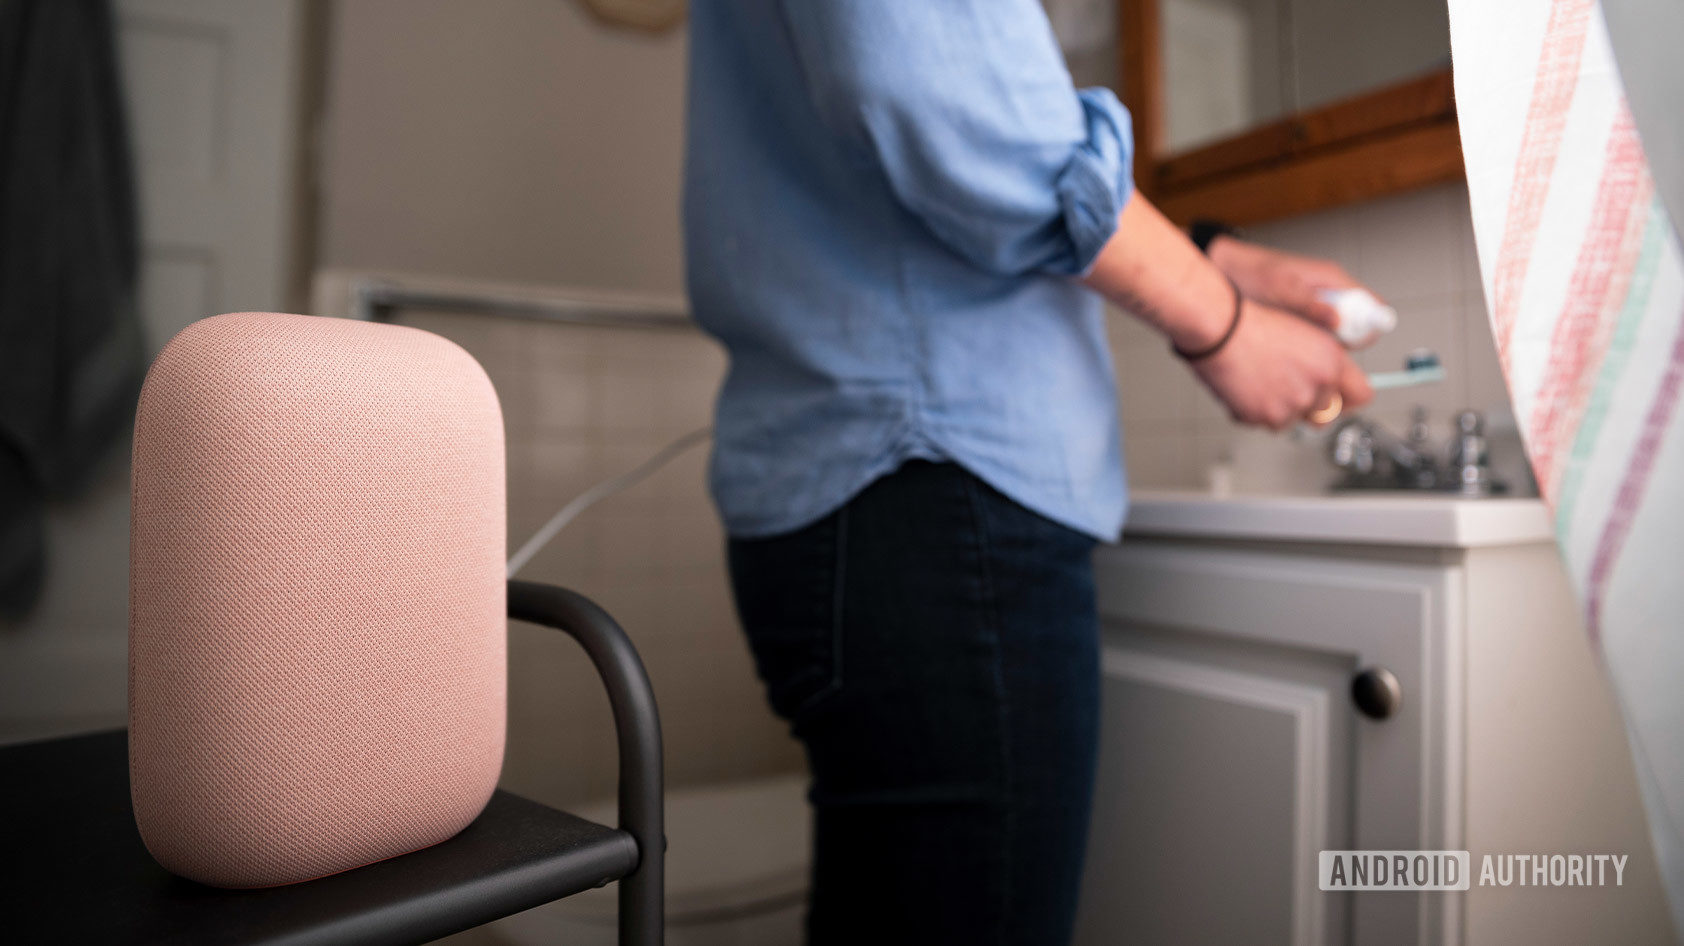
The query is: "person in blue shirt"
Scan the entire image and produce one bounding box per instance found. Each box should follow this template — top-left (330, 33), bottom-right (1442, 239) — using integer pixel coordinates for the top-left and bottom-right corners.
top-left (685, 2), bottom-right (1378, 942)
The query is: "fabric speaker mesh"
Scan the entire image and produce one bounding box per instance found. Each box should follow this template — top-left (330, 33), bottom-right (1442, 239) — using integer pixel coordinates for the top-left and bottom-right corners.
top-left (128, 312), bottom-right (506, 888)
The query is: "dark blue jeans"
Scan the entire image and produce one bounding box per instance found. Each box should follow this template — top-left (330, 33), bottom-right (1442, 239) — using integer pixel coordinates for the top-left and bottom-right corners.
top-left (727, 460), bottom-right (1101, 945)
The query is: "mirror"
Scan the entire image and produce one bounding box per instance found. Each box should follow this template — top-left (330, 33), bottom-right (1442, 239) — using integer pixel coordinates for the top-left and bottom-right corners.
top-left (1121, 0), bottom-right (1462, 225)
top-left (1161, 0), bottom-right (1452, 152)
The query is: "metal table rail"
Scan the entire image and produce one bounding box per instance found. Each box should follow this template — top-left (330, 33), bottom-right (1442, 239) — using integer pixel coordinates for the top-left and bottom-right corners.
top-left (0, 580), bottom-right (664, 945)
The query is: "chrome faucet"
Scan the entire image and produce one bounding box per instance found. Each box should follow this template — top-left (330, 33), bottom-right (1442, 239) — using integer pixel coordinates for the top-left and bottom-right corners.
top-left (1327, 407), bottom-right (1506, 495)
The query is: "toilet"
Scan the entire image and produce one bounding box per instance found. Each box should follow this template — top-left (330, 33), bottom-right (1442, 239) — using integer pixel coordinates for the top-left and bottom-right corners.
top-left (490, 773), bottom-right (812, 946)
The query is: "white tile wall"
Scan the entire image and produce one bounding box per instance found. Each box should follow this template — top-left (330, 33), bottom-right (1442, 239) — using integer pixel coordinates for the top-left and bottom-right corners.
top-left (1114, 181), bottom-right (1527, 494)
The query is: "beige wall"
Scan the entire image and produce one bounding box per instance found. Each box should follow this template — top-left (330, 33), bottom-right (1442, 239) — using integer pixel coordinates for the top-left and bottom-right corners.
top-left (315, 1), bottom-right (798, 805)
top-left (318, 0), bottom-right (687, 294)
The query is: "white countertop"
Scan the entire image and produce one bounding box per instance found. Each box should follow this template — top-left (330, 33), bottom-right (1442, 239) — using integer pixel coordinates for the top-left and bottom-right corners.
top-left (1122, 489), bottom-right (1556, 549)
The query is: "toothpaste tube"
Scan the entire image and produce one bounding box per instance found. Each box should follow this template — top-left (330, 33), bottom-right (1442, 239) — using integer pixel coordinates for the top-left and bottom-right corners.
top-left (1318, 287), bottom-right (1398, 348)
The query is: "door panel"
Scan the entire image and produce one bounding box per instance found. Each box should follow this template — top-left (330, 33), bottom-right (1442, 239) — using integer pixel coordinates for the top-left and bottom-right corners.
top-left (1076, 646), bottom-right (1342, 945)
top-left (117, 0), bottom-right (304, 350)
top-left (0, 1), bottom-right (305, 742)
top-left (1078, 542), bottom-right (1462, 945)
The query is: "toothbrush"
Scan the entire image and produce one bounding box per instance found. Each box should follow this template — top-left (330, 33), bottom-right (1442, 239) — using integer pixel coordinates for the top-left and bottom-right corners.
top-left (1367, 350), bottom-right (1444, 390)
top-left (1291, 349), bottom-right (1444, 439)
top-left (1316, 289), bottom-right (1444, 387)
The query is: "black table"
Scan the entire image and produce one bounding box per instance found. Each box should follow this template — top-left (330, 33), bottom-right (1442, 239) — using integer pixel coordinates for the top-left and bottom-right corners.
top-left (0, 582), bottom-right (664, 945)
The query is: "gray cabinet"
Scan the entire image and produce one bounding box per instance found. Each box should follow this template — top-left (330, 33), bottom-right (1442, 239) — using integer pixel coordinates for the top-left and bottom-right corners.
top-left (1076, 535), bottom-right (1673, 945)
top-left (1076, 544), bottom-right (1457, 945)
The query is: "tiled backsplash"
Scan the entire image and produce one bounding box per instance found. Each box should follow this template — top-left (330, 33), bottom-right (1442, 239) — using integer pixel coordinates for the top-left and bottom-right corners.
top-left (1110, 180), bottom-right (1531, 495)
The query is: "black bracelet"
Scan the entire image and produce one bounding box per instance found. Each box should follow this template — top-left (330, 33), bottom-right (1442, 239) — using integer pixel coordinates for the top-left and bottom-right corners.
top-left (1189, 219), bottom-right (1238, 255)
top-left (1172, 276), bottom-right (1243, 362)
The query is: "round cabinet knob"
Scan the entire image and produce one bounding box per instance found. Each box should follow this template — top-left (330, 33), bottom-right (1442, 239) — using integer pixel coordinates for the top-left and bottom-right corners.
top-left (1351, 667), bottom-right (1403, 720)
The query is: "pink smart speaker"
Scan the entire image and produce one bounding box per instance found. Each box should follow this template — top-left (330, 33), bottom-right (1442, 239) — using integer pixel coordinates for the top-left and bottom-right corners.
top-left (127, 312), bottom-right (507, 889)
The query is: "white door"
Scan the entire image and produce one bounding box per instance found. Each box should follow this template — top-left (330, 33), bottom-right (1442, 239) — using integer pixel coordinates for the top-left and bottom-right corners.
top-left (118, 0), bottom-right (306, 350)
top-left (0, 0), bottom-right (306, 742)
top-left (1075, 543), bottom-right (1463, 946)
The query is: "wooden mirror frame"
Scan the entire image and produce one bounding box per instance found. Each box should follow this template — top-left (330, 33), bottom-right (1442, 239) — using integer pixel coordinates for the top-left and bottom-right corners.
top-left (1118, 0), bottom-right (1464, 226)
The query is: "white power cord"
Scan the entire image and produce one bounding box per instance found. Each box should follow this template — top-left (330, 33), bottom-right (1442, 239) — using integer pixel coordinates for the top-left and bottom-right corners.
top-left (505, 426), bottom-right (714, 578)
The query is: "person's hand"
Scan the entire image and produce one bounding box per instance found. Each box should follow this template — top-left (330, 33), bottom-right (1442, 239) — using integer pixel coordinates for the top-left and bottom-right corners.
top-left (1189, 298), bottom-right (1374, 430)
top-left (1207, 236), bottom-right (1369, 332)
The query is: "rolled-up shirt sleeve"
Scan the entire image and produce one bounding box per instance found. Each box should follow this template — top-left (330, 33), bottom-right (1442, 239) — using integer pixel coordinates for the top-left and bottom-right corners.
top-left (776, 0), bottom-right (1134, 277)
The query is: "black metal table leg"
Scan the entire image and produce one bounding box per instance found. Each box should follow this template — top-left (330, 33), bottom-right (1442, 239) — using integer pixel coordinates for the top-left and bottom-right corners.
top-left (507, 580), bottom-right (664, 946)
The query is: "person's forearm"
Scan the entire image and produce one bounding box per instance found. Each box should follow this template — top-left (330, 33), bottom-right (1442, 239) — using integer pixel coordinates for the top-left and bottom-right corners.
top-left (1078, 193), bottom-right (1375, 430)
top-left (1080, 195), bottom-right (1233, 351)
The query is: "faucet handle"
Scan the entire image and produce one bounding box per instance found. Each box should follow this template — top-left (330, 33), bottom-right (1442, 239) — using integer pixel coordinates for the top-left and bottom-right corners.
top-left (1328, 417), bottom-right (1378, 475)
top-left (1407, 406), bottom-right (1432, 449)
top-left (1449, 410), bottom-right (1493, 495)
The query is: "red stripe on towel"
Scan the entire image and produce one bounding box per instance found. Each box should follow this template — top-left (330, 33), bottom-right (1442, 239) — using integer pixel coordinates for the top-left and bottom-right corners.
top-left (1526, 110), bottom-right (1647, 492)
top-left (1584, 310), bottom-right (1684, 646)
top-left (1489, 0), bottom-right (1594, 363)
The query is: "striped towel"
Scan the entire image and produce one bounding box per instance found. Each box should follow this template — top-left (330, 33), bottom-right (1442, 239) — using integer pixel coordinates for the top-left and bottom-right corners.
top-left (1450, 0), bottom-right (1683, 928)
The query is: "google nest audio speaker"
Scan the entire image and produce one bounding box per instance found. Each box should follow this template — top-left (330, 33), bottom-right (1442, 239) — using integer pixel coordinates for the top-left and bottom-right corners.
top-left (128, 312), bottom-right (506, 888)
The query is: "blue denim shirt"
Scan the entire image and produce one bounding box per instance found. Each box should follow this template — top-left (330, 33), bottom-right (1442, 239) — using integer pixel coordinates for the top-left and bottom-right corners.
top-left (684, 0), bottom-right (1134, 541)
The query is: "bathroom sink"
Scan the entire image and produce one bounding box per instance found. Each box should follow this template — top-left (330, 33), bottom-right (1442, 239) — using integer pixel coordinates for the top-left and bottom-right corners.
top-left (1121, 489), bottom-right (1554, 549)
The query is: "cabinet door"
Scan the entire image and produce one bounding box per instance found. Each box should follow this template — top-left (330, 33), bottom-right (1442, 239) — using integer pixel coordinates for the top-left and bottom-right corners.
top-left (1074, 542), bottom-right (1463, 946)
